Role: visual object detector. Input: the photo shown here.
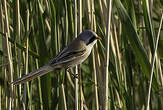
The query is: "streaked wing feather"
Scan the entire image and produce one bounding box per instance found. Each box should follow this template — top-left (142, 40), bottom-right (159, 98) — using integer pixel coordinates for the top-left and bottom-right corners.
top-left (50, 48), bottom-right (86, 65)
top-left (50, 39), bottom-right (86, 65)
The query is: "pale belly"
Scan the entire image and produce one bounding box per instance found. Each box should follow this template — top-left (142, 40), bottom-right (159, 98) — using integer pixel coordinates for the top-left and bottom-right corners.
top-left (66, 49), bottom-right (91, 68)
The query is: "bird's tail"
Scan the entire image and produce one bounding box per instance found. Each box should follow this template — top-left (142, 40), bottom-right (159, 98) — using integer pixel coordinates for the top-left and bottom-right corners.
top-left (11, 65), bottom-right (54, 85)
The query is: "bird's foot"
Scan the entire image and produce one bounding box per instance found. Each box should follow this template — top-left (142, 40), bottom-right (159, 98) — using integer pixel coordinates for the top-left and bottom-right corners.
top-left (66, 68), bottom-right (78, 79)
top-left (71, 73), bottom-right (78, 79)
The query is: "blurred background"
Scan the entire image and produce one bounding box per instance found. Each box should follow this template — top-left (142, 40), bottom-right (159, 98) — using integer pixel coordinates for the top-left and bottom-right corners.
top-left (0, 0), bottom-right (163, 110)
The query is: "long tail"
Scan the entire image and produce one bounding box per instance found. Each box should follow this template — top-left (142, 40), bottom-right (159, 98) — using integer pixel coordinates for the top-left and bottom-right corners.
top-left (11, 65), bottom-right (54, 85)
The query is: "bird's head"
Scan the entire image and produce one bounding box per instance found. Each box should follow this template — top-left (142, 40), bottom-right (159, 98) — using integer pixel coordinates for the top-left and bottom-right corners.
top-left (79, 30), bottom-right (101, 46)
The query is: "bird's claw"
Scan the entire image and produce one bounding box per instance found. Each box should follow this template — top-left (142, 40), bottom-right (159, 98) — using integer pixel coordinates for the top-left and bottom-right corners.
top-left (66, 68), bottom-right (78, 79)
top-left (71, 73), bottom-right (78, 79)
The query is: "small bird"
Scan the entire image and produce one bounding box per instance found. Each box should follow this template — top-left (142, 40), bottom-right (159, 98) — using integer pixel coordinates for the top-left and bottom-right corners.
top-left (12, 30), bottom-right (101, 85)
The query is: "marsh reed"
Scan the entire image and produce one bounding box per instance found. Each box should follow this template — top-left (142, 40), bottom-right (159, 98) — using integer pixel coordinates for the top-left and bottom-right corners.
top-left (0, 0), bottom-right (163, 110)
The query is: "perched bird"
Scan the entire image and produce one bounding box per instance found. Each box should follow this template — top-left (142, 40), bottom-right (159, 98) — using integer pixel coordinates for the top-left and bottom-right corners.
top-left (12, 30), bottom-right (101, 85)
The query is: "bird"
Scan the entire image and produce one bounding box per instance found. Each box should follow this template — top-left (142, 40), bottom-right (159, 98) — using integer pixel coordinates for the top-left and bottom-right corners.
top-left (12, 30), bottom-right (101, 85)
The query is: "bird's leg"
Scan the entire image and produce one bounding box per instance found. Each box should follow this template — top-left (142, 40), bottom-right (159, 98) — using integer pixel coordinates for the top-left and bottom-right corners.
top-left (66, 68), bottom-right (78, 79)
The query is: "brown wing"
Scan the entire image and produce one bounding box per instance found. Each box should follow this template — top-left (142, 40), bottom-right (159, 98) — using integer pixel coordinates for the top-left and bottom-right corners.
top-left (50, 38), bottom-right (87, 65)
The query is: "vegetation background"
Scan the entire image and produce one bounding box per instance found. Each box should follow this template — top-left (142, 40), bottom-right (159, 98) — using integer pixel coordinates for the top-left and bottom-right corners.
top-left (0, 0), bottom-right (163, 110)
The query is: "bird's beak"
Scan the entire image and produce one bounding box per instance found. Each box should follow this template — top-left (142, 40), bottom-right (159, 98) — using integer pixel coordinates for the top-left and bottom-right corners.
top-left (95, 36), bottom-right (101, 40)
